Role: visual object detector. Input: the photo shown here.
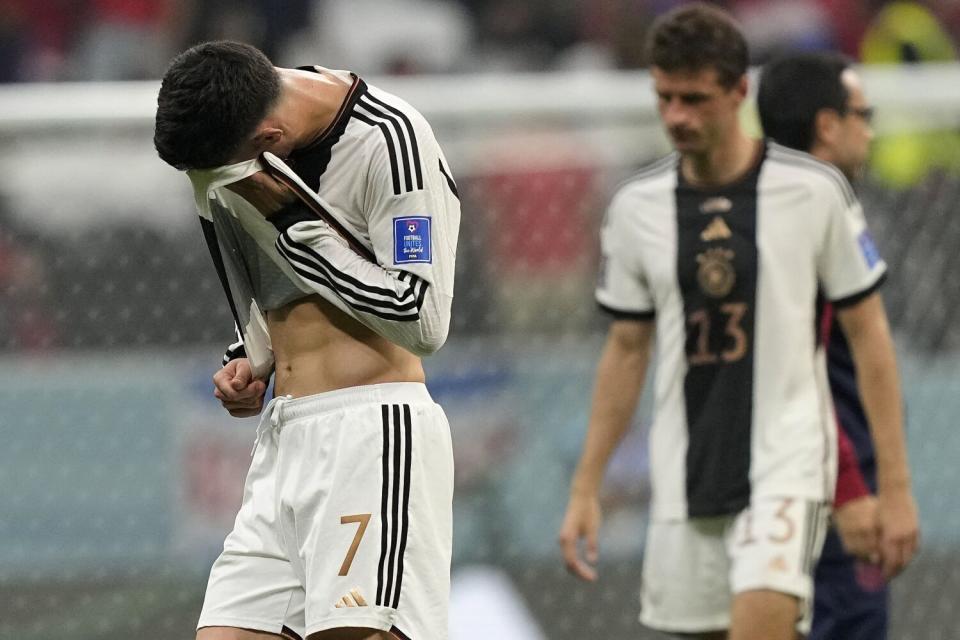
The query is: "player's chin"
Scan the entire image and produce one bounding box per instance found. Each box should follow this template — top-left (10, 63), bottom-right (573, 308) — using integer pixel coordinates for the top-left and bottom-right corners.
top-left (671, 137), bottom-right (702, 153)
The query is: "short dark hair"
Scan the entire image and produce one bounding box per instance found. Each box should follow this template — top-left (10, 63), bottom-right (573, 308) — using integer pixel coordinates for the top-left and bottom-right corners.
top-left (757, 52), bottom-right (851, 152)
top-left (646, 3), bottom-right (748, 88)
top-left (154, 41), bottom-right (281, 170)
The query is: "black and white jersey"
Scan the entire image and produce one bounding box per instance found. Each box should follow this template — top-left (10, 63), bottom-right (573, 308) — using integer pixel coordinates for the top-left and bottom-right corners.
top-left (188, 67), bottom-right (461, 370)
top-left (596, 141), bottom-right (886, 520)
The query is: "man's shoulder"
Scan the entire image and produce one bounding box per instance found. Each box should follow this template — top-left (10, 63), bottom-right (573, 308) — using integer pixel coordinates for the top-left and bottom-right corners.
top-left (764, 141), bottom-right (857, 208)
top-left (358, 82), bottom-right (432, 131)
top-left (348, 82), bottom-right (437, 168)
top-left (610, 153), bottom-right (680, 205)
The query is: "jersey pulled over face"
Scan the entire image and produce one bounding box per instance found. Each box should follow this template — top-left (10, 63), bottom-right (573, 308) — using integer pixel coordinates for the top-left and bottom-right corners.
top-left (197, 66), bottom-right (462, 368)
top-left (596, 141), bottom-right (887, 520)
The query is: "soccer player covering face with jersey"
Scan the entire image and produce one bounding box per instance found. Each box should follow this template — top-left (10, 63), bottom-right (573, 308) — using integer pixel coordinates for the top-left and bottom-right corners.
top-left (154, 41), bottom-right (460, 640)
top-left (558, 4), bottom-right (918, 640)
top-left (758, 52), bottom-right (920, 640)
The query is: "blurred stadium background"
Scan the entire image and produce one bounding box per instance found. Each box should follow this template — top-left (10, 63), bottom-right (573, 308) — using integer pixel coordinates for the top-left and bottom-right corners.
top-left (2, 0), bottom-right (960, 638)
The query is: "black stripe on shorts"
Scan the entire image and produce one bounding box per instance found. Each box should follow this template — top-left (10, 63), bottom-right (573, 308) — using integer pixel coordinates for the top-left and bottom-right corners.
top-left (377, 404), bottom-right (412, 608)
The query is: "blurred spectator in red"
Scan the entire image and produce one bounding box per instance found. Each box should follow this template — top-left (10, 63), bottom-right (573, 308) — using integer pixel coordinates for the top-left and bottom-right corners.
top-left (817, 0), bottom-right (876, 58)
top-left (0, 0), bottom-right (80, 82)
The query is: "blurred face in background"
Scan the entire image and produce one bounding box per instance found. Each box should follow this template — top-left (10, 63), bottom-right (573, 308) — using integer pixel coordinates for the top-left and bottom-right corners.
top-left (652, 66), bottom-right (748, 156)
top-left (814, 69), bottom-right (873, 180)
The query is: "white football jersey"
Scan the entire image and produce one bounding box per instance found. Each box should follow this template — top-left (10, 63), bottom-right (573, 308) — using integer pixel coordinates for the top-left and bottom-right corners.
top-left (191, 67), bottom-right (461, 367)
top-left (596, 141), bottom-right (887, 520)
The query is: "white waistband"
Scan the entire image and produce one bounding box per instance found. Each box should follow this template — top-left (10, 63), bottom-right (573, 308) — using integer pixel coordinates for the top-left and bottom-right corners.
top-left (251, 382), bottom-right (432, 456)
top-left (271, 382), bottom-right (433, 423)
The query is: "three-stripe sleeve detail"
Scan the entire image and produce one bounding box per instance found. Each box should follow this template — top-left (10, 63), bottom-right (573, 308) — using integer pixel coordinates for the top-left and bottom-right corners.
top-left (377, 403), bottom-right (413, 608)
top-left (353, 95), bottom-right (423, 195)
top-left (364, 93), bottom-right (423, 190)
top-left (353, 111), bottom-right (401, 194)
top-left (275, 231), bottom-right (428, 321)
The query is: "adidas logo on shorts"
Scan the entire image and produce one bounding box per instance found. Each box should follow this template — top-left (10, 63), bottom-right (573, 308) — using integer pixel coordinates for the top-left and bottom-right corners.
top-left (335, 587), bottom-right (369, 608)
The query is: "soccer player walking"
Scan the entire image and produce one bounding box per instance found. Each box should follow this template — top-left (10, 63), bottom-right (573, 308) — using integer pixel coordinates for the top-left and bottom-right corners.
top-left (558, 5), bottom-right (918, 640)
top-left (155, 42), bottom-right (460, 640)
top-left (758, 51), bottom-right (920, 640)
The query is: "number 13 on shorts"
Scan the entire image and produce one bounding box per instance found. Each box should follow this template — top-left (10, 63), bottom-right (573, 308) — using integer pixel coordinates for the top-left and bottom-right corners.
top-left (728, 498), bottom-right (830, 589)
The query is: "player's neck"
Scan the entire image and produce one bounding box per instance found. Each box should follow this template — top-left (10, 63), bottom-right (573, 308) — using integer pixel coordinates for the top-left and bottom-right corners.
top-left (276, 68), bottom-right (352, 149)
top-left (682, 129), bottom-right (760, 188)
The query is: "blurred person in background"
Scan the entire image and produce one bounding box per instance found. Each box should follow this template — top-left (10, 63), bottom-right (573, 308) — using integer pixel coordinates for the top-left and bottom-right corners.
top-left (858, 0), bottom-right (960, 187)
top-left (0, 201), bottom-right (57, 350)
top-left (558, 4), bottom-right (918, 639)
top-left (0, 0), bottom-right (79, 81)
top-left (73, 0), bottom-right (185, 80)
top-left (155, 41), bottom-right (460, 640)
top-left (757, 51), bottom-right (921, 640)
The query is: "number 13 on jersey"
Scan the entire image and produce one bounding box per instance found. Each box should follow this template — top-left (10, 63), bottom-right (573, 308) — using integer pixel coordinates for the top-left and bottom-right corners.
top-left (686, 302), bottom-right (750, 366)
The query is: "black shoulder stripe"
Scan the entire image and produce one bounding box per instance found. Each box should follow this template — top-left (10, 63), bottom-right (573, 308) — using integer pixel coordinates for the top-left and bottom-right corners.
top-left (358, 96), bottom-right (414, 193)
top-left (365, 92), bottom-right (424, 190)
top-left (353, 111), bottom-right (402, 195)
top-left (767, 145), bottom-right (857, 207)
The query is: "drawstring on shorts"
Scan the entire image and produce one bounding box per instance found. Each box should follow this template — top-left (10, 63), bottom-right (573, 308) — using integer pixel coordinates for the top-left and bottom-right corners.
top-left (251, 395), bottom-right (293, 456)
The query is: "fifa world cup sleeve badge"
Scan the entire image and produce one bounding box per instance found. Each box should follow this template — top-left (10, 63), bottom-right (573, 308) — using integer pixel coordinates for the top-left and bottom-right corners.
top-left (394, 216), bottom-right (432, 264)
top-left (857, 229), bottom-right (881, 269)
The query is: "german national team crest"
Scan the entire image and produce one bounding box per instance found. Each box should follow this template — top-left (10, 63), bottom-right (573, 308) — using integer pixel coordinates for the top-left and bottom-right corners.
top-left (394, 216), bottom-right (432, 264)
top-left (697, 248), bottom-right (736, 298)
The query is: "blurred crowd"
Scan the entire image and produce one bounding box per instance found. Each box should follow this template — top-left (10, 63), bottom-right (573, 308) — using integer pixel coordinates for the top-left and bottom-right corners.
top-left (1, 0), bottom-right (959, 82)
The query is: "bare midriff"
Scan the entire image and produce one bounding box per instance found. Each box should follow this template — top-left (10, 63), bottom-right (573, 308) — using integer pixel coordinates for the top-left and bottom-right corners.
top-left (267, 294), bottom-right (425, 398)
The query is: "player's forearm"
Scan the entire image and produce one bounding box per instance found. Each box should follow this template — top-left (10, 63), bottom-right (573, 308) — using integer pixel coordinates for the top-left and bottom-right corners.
top-left (572, 329), bottom-right (651, 495)
top-left (844, 307), bottom-right (911, 492)
top-left (275, 221), bottom-right (451, 355)
top-left (856, 343), bottom-right (910, 491)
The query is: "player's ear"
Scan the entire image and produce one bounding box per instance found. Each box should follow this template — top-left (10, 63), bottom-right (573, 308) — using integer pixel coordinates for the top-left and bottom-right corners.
top-left (251, 127), bottom-right (283, 153)
top-left (734, 74), bottom-right (748, 100)
top-left (814, 108), bottom-right (841, 146)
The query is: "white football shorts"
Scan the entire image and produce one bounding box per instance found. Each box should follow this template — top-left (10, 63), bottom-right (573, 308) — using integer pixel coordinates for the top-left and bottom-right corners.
top-left (197, 382), bottom-right (454, 640)
top-left (639, 497), bottom-right (830, 635)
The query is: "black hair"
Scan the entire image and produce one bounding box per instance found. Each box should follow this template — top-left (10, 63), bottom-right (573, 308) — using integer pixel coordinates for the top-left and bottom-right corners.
top-left (646, 2), bottom-right (749, 88)
top-left (154, 41), bottom-right (281, 170)
top-left (757, 52), bottom-right (852, 152)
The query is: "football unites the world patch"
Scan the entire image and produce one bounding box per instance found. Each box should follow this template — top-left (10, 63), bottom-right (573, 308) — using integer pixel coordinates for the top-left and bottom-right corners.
top-left (858, 229), bottom-right (881, 269)
top-left (394, 216), bottom-right (432, 264)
